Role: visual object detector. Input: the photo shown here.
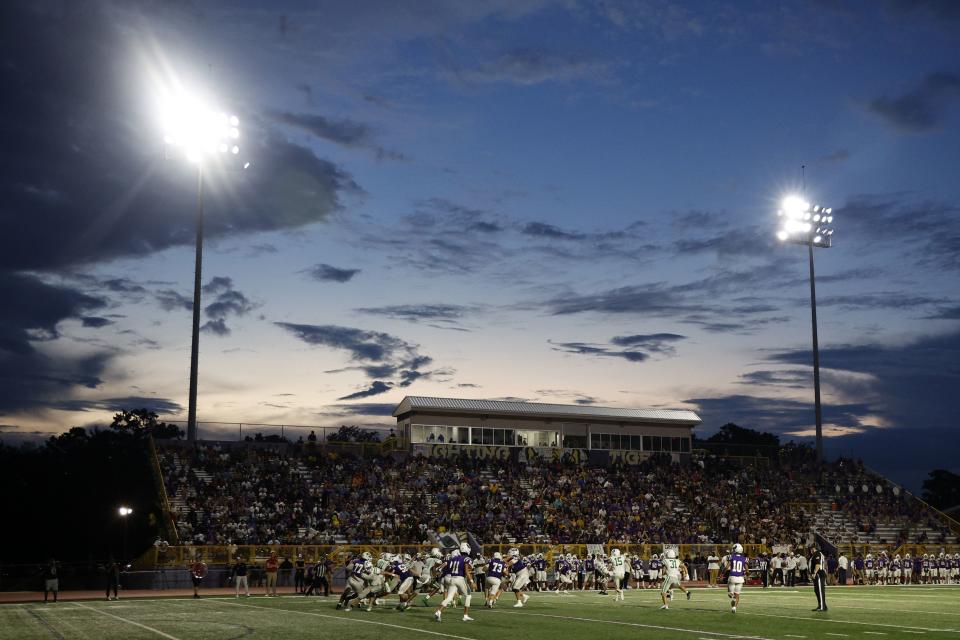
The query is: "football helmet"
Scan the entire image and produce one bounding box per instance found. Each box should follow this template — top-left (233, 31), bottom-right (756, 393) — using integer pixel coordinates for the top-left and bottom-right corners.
top-left (612, 548), bottom-right (621, 557)
top-left (431, 548), bottom-right (442, 558)
top-left (361, 551), bottom-right (373, 561)
top-left (460, 542), bottom-right (471, 553)
top-left (493, 552), bottom-right (502, 559)
top-left (732, 544), bottom-right (743, 554)
top-left (665, 549), bottom-right (677, 559)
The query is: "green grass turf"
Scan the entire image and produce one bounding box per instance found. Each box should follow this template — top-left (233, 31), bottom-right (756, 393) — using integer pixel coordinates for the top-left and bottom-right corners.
top-left (2, 585), bottom-right (959, 640)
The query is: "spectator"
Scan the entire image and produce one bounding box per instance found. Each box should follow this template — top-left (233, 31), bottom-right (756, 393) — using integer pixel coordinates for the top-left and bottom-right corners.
top-left (42, 558), bottom-right (59, 603)
top-left (265, 552), bottom-right (279, 596)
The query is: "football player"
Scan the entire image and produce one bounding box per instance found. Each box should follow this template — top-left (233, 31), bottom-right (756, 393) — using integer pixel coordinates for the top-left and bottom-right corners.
top-left (658, 549), bottom-right (691, 610)
top-left (434, 544), bottom-right (474, 623)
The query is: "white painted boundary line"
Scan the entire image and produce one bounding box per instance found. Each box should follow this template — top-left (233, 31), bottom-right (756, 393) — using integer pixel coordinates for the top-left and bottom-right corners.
top-left (487, 608), bottom-right (775, 640)
top-left (73, 602), bottom-right (181, 640)
top-left (731, 610), bottom-right (958, 633)
top-left (209, 599), bottom-right (481, 640)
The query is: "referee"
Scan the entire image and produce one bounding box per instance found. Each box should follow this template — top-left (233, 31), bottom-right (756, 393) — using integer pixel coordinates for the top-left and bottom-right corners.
top-left (756, 554), bottom-right (769, 588)
top-left (810, 547), bottom-right (828, 611)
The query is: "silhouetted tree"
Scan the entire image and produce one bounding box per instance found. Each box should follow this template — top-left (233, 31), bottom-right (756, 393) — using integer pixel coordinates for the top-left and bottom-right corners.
top-left (921, 469), bottom-right (960, 510)
top-left (109, 409), bottom-right (183, 439)
top-left (705, 423), bottom-right (780, 447)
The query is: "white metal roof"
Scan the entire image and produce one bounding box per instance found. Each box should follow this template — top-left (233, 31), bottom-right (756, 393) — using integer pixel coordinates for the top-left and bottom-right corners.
top-left (393, 396), bottom-right (701, 425)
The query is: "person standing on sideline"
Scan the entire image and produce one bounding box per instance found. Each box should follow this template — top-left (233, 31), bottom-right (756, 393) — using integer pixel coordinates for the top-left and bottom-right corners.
top-left (756, 554), bottom-right (770, 588)
top-left (810, 547), bottom-right (827, 612)
top-left (232, 557), bottom-right (250, 597)
top-left (265, 552), bottom-right (279, 596)
top-left (707, 552), bottom-right (720, 588)
top-left (837, 552), bottom-right (848, 586)
top-left (106, 557), bottom-right (120, 600)
top-left (42, 558), bottom-right (60, 603)
top-left (190, 558), bottom-right (207, 599)
top-left (305, 554), bottom-right (331, 596)
top-left (294, 554), bottom-right (306, 593)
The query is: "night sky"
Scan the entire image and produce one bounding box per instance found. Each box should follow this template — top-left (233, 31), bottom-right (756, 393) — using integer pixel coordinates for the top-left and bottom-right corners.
top-left (2, 1), bottom-right (959, 490)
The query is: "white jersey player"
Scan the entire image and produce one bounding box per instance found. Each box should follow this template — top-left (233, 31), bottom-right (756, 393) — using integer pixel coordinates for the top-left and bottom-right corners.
top-left (659, 549), bottom-right (691, 610)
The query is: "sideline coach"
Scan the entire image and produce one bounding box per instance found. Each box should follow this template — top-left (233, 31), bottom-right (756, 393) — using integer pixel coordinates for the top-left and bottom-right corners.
top-left (810, 547), bottom-right (827, 611)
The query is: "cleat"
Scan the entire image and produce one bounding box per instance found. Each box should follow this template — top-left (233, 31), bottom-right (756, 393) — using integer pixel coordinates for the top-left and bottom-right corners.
top-left (732, 607), bottom-right (736, 614)
top-left (659, 604), bottom-right (669, 610)
top-left (463, 615), bottom-right (473, 622)
top-left (434, 611), bottom-right (441, 622)
top-left (513, 602), bottom-right (524, 608)
top-left (343, 607), bottom-right (351, 612)
top-left (686, 591), bottom-right (691, 601)
top-left (522, 594), bottom-right (529, 604)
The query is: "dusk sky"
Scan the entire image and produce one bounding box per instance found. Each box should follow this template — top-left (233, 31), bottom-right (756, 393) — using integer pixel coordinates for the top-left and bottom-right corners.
top-left (2, 0), bottom-right (959, 490)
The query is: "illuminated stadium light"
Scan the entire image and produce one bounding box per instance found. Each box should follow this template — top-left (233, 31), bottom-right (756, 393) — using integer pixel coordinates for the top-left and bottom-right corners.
top-left (118, 506), bottom-right (132, 517)
top-left (774, 190), bottom-right (837, 464)
top-left (161, 95), bottom-right (241, 164)
top-left (159, 88), bottom-right (247, 443)
top-left (776, 194), bottom-right (835, 248)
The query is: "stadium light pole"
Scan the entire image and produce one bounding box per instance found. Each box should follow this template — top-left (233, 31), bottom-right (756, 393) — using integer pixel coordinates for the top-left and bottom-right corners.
top-left (776, 195), bottom-right (835, 463)
top-left (162, 97), bottom-right (242, 441)
top-left (118, 506), bottom-right (133, 563)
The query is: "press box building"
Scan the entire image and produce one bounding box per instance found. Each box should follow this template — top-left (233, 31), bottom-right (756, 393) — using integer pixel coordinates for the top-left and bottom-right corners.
top-left (393, 396), bottom-right (701, 464)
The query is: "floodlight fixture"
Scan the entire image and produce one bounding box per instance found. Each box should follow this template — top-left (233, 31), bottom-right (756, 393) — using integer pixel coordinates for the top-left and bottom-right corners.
top-left (162, 95), bottom-right (241, 164)
top-left (775, 194), bottom-right (835, 248)
top-left (118, 506), bottom-right (133, 517)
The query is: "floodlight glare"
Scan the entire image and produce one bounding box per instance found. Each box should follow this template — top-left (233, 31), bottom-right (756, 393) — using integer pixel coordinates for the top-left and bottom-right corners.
top-left (162, 95), bottom-right (241, 163)
top-left (782, 195), bottom-right (809, 218)
top-left (118, 506), bottom-right (132, 517)
top-left (777, 230), bottom-right (789, 241)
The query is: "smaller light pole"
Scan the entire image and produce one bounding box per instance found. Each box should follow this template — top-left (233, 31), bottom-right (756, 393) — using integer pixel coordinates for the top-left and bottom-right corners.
top-left (776, 195), bottom-right (835, 463)
top-left (118, 506), bottom-right (133, 563)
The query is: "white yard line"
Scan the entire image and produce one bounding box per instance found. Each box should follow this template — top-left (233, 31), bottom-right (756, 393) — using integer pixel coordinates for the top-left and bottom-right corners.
top-left (784, 635), bottom-right (806, 638)
top-left (730, 610), bottom-right (958, 633)
top-left (73, 602), bottom-right (181, 640)
top-left (488, 608), bottom-right (775, 640)
top-left (210, 599), bottom-right (481, 640)
top-left (863, 632), bottom-right (887, 636)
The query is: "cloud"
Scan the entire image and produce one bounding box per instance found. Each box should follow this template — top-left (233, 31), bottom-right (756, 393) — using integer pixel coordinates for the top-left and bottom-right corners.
top-left (0, 272), bottom-right (107, 356)
top-left (549, 333), bottom-right (687, 363)
top-left (522, 222), bottom-right (586, 240)
top-left (868, 72), bottom-right (960, 132)
top-left (609, 333), bottom-right (687, 354)
top-left (925, 305), bottom-right (960, 320)
top-left (270, 111), bottom-right (407, 161)
top-left (764, 330), bottom-right (960, 435)
top-left (737, 369), bottom-right (812, 389)
top-left (0, 3), bottom-right (359, 275)
top-left (687, 394), bottom-right (872, 437)
top-left (316, 403), bottom-right (397, 418)
top-left (275, 322), bottom-right (441, 390)
top-left (354, 304), bottom-right (474, 329)
top-left (338, 381), bottom-right (393, 400)
top-left (155, 289), bottom-right (193, 312)
top-left (457, 49), bottom-right (613, 86)
top-left (81, 317), bottom-right (113, 328)
top-left (838, 194), bottom-right (960, 271)
top-left (51, 396), bottom-right (183, 414)
top-left (817, 149), bottom-right (850, 164)
top-left (304, 263), bottom-right (361, 283)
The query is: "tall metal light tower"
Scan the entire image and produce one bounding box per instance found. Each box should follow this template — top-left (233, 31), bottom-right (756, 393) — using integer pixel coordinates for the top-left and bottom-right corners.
top-left (776, 194), bottom-right (835, 462)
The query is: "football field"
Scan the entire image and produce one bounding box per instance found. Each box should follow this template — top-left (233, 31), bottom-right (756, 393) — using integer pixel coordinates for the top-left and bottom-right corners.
top-left (3, 586), bottom-right (960, 640)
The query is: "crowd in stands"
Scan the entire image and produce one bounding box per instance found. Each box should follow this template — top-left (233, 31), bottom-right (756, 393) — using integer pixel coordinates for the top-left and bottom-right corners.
top-left (158, 439), bottom-right (949, 549)
top-left (821, 458), bottom-right (953, 545)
